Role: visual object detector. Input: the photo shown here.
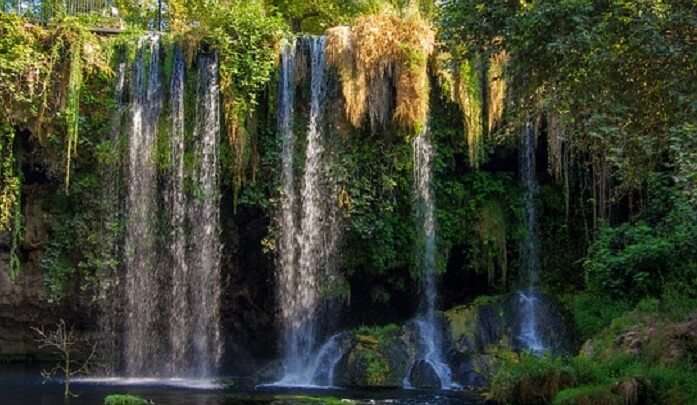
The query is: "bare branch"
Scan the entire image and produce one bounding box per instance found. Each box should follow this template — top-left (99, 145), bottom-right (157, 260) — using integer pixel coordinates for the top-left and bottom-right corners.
top-left (31, 319), bottom-right (97, 398)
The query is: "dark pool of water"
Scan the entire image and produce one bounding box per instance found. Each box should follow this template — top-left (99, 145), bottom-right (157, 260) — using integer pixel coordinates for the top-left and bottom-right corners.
top-left (0, 366), bottom-right (488, 405)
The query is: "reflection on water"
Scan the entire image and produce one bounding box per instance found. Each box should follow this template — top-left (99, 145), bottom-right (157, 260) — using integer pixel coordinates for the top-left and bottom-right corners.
top-left (1, 366), bottom-right (485, 405)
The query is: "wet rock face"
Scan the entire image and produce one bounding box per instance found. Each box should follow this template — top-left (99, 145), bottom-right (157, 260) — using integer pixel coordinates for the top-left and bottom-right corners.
top-left (0, 185), bottom-right (58, 360)
top-left (444, 293), bottom-right (575, 386)
top-left (508, 292), bottom-right (575, 354)
top-left (448, 293), bottom-right (574, 356)
top-left (0, 184), bottom-right (49, 307)
top-left (409, 359), bottom-right (441, 389)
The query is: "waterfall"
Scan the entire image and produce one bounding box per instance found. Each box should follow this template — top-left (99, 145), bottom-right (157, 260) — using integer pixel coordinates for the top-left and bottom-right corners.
top-left (274, 36), bottom-right (344, 387)
top-left (518, 121), bottom-right (545, 353)
top-left (168, 45), bottom-right (189, 373)
top-left (277, 38), bottom-right (300, 374)
top-left (186, 51), bottom-right (222, 376)
top-left (291, 36), bottom-right (327, 373)
top-left (122, 36), bottom-right (221, 377)
top-left (124, 34), bottom-right (164, 376)
top-left (408, 128), bottom-right (455, 390)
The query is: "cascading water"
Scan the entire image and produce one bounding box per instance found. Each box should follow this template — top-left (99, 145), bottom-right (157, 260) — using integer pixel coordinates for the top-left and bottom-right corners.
top-left (124, 34), bottom-right (164, 376)
top-left (185, 51), bottom-right (222, 376)
top-left (274, 36), bottom-right (344, 387)
top-left (122, 37), bottom-right (221, 377)
top-left (168, 45), bottom-right (189, 373)
top-left (407, 127), bottom-right (455, 390)
top-left (517, 121), bottom-right (545, 354)
top-left (277, 38), bottom-right (301, 376)
top-left (290, 36), bottom-right (327, 376)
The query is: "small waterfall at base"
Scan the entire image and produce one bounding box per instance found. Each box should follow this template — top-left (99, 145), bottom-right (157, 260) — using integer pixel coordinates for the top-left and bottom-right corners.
top-left (517, 121), bottom-right (545, 354)
top-left (273, 37), bottom-right (344, 387)
top-left (406, 128), bottom-right (456, 390)
top-left (122, 36), bottom-right (221, 377)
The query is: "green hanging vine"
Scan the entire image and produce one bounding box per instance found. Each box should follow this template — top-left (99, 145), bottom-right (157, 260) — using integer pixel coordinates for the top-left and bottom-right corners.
top-left (0, 123), bottom-right (20, 232)
top-left (64, 38), bottom-right (83, 194)
top-left (0, 122), bottom-right (22, 280)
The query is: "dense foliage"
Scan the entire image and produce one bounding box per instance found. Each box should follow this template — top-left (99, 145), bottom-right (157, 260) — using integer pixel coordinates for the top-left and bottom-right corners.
top-left (440, 0), bottom-right (697, 209)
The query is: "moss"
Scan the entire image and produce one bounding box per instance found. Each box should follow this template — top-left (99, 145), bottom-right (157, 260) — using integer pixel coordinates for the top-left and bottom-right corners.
top-left (104, 394), bottom-right (150, 405)
top-left (361, 350), bottom-right (391, 386)
top-left (342, 324), bottom-right (407, 386)
top-left (354, 324), bottom-right (400, 346)
top-left (445, 295), bottom-right (502, 343)
top-left (445, 304), bottom-right (479, 343)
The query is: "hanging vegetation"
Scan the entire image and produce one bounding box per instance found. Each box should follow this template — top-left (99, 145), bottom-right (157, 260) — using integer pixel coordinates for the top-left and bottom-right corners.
top-left (64, 37), bottom-right (83, 193)
top-left (487, 51), bottom-right (507, 136)
top-left (168, 0), bottom-right (286, 204)
top-left (473, 200), bottom-right (508, 288)
top-left (0, 15), bottom-right (110, 193)
top-left (325, 9), bottom-right (435, 136)
top-left (0, 14), bottom-right (110, 248)
top-left (456, 57), bottom-right (483, 167)
top-left (0, 123), bottom-right (20, 233)
top-left (434, 50), bottom-right (507, 168)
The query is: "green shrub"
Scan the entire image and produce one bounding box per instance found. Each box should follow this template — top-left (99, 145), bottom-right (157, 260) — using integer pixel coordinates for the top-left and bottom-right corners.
top-left (490, 353), bottom-right (576, 404)
top-left (584, 222), bottom-right (673, 298)
top-left (584, 197), bottom-right (697, 302)
top-left (553, 384), bottom-right (622, 405)
top-left (568, 293), bottom-right (631, 342)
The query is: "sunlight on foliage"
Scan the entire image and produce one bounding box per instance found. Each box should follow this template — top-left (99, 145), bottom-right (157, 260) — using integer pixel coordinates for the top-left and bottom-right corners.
top-left (325, 8), bottom-right (435, 136)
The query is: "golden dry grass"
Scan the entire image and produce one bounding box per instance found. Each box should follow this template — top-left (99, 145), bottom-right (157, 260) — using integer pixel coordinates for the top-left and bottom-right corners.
top-left (456, 58), bottom-right (483, 166)
top-left (433, 49), bottom-right (508, 167)
top-left (487, 51), bottom-right (507, 134)
top-left (325, 11), bottom-right (435, 134)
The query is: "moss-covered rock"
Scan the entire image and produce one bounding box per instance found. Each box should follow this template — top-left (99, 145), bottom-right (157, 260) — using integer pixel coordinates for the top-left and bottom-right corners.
top-left (104, 394), bottom-right (150, 405)
top-left (444, 292), bottom-right (575, 387)
top-left (580, 310), bottom-right (697, 368)
top-left (334, 324), bottom-right (411, 387)
top-left (446, 293), bottom-right (574, 354)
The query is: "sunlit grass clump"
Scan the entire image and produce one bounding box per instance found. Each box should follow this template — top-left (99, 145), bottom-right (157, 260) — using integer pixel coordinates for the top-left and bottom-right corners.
top-left (325, 9), bottom-right (435, 136)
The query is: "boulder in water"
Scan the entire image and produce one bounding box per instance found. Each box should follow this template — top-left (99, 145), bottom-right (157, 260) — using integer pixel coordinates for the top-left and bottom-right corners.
top-left (334, 324), bottom-right (411, 387)
top-left (409, 359), bottom-right (441, 389)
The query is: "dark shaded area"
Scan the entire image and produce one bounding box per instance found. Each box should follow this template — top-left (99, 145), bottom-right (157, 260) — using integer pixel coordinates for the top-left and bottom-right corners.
top-left (219, 196), bottom-right (278, 376)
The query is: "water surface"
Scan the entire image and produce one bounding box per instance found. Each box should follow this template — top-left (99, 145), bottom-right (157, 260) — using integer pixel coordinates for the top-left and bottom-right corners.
top-left (1, 367), bottom-right (486, 405)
